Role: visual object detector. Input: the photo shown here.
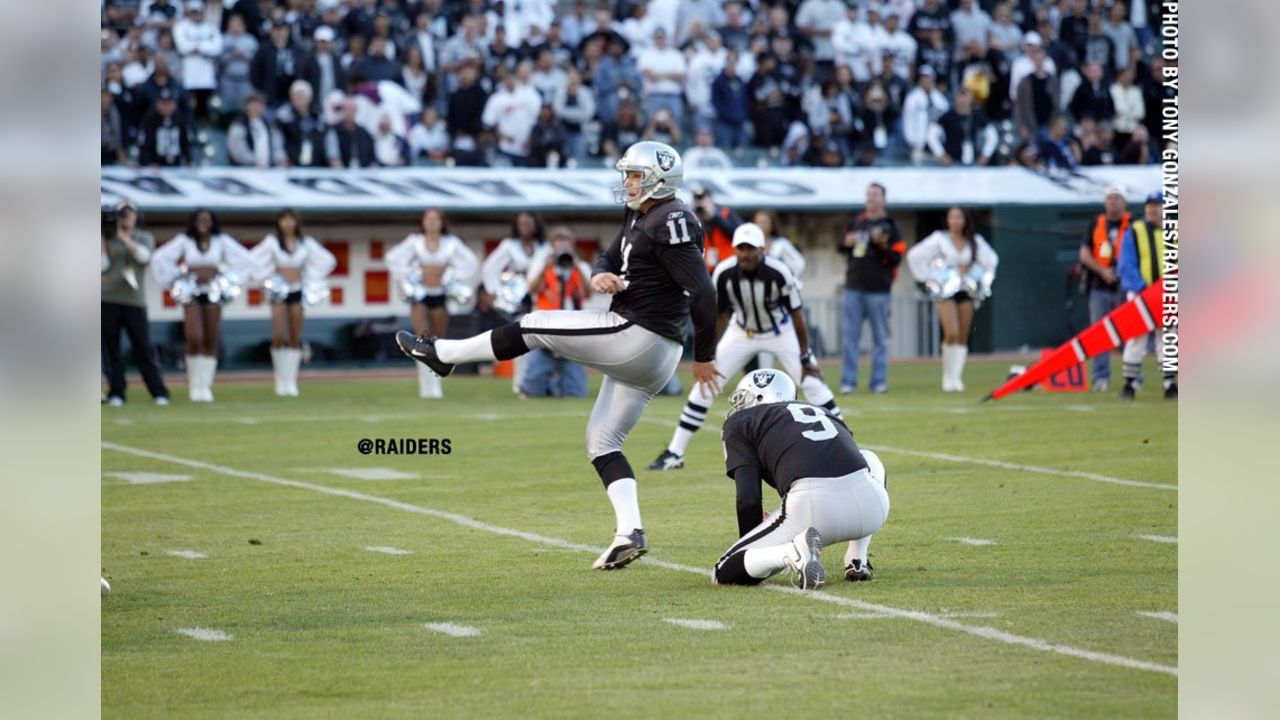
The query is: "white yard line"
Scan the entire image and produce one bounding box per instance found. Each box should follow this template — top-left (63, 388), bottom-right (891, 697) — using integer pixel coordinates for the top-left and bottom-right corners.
top-left (1137, 534), bottom-right (1178, 544)
top-left (166, 550), bottom-right (207, 559)
top-left (425, 622), bottom-right (483, 637)
top-left (365, 546), bottom-right (413, 555)
top-left (174, 627), bottom-right (232, 642)
top-left (104, 472), bottom-right (191, 485)
top-left (837, 611), bottom-right (1002, 620)
top-left (102, 442), bottom-right (1177, 678)
top-left (664, 618), bottom-right (728, 630)
top-left (638, 416), bottom-right (1174, 491)
top-left (1137, 611), bottom-right (1178, 624)
top-left (947, 537), bottom-right (998, 547)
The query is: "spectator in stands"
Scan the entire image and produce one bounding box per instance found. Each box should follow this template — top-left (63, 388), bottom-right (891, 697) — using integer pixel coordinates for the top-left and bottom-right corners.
top-left (796, 0), bottom-right (845, 75)
top-left (950, 0), bottom-right (992, 56)
top-left (506, 0), bottom-right (556, 49)
top-left (902, 66), bottom-right (949, 162)
top-left (711, 48), bottom-right (750, 150)
top-left (541, 20), bottom-right (577, 68)
top-left (804, 79), bottom-right (854, 156)
top-left (1059, 0), bottom-right (1090, 58)
top-left (1034, 115), bottom-right (1077, 171)
top-left (341, 33), bottom-right (368, 72)
top-left (1085, 122), bottom-right (1118, 165)
top-left (717, 1), bottom-right (751, 52)
top-left (227, 91), bottom-right (284, 167)
top-left (802, 132), bottom-right (846, 167)
top-left (1110, 65), bottom-right (1145, 149)
top-left (155, 29), bottom-right (184, 75)
top-left (440, 15), bottom-right (487, 93)
top-left (881, 11), bottom-right (918, 79)
top-left (929, 87), bottom-right (997, 166)
top-left (372, 111), bottom-right (410, 166)
top-left (352, 35), bottom-right (399, 83)
top-left (875, 55), bottom-right (912, 114)
top-left (1070, 61), bottom-right (1115, 123)
top-left (987, 3), bottom-right (1023, 63)
top-left (1141, 56), bottom-right (1174, 152)
top-left (275, 79), bottom-right (326, 167)
top-left (408, 105), bottom-right (449, 162)
top-left (749, 54), bottom-right (789, 150)
top-left (252, 20), bottom-right (305, 107)
top-left (683, 127), bottom-right (734, 170)
top-left (832, 3), bottom-right (873, 83)
top-left (1118, 124), bottom-right (1152, 165)
top-left (104, 62), bottom-right (142, 147)
top-left (325, 98), bottom-right (375, 168)
top-left (685, 31), bottom-right (725, 127)
top-left (1037, 17), bottom-right (1076, 72)
top-left (104, 0), bottom-right (143, 37)
top-left (481, 60), bottom-right (541, 166)
top-left (641, 106), bottom-right (682, 147)
top-left (396, 43), bottom-right (429, 104)
top-left (102, 88), bottom-right (128, 166)
top-left (1014, 43), bottom-right (1057, 139)
top-left (218, 13), bottom-right (259, 115)
top-left (528, 104), bottom-right (567, 167)
top-left (139, 53), bottom-right (188, 126)
top-left (485, 25), bottom-right (519, 76)
top-left (306, 26), bottom-right (344, 106)
top-left (1081, 13), bottom-right (1116, 77)
top-left (856, 81), bottom-right (898, 163)
top-left (1102, 2), bottom-right (1138, 73)
top-left (559, 0), bottom-right (594, 48)
top-left (908, 0), bottom-right (951, 44)
top-left (141, 0), bottom-right (181, 49)
top-left (916, 27), bottom-right (951, 89)
top-left (552, 67), bottom-right (594, 161)
top-left (839, 182), bottom-right (904, 394)
top-left (618, 3), bottom-right (656, 52)
top-left (446, 59), bottom-right (488, 162)
top-left (591, 35), bottom-right (641, 125)
top-left (173, 1), bottom-right (222, 123)
top-left (598, 96), bottom-right (644, 161)
top-left (405, 9), bottom-right (439, 75)
top-left (637, 28), bottom-right (686, 128)
top-left (530, 47), bottom-right (567, 102)
top-left (137, 88), bottom-right (192, 167)
top-left (677, 0), bottom-right (725, 47)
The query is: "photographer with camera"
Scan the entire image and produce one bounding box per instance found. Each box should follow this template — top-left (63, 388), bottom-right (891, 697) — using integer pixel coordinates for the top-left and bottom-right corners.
top-left (520, 226), bottom-right (595, 397)
top-left (690, 183), bottom-right (742, 273)
top-left (101, 200), bottom-right (171, 407)
top-left (839, 182), bottom-right (905, 395)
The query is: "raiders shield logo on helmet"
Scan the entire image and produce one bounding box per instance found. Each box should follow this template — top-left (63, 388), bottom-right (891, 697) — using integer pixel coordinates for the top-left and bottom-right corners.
top-left (655, 148), bottom-right (675, 171)
top-left (752, 370), bottom-right (778, 389)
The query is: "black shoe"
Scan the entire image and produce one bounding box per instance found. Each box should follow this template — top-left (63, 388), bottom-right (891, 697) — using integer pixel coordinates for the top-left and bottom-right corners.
top-left (395, 331), bottom-right (454, 377)
top-left (1164, 383), bottom-right (1178, 400)
top-left (647, 449), bottom-right (684, 471)
top-left (592, 529), bottom-right (648, 570)
top-left (1120, 382), bottom-right (1136, 401)
top-left (845, 558), bottom-right (874, 582)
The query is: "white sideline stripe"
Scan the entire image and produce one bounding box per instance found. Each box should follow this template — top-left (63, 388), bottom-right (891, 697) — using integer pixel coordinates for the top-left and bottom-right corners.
top-left (102, 442), bottom-right (1177, 678)
top-left (365, 546), bottom-right (413, 555)
top-left (1137, 611), bottom-right (1178, 624)
top-left (665, 618), bottom-right (728, 631)
top-left (318, 467), bottom-right (419, 481)
top-left (638, 417), bottom-right (1173, 491)
top-left (837, 611), bottom-right (1002, 620)
top-left (425, 622), bottom-right (482, 637)
top-left (167, 549), bottom-right (207, 559)
top-left (1137, 534), bottom-right (1178, 544)
top-left (104, 472), bottom-right (192, 485)
top-left (234, 418), bottom-right (260, 425)
top-left (175, 627), bottom-right (232, 642)
top-left (947, 537), bottom-right (998, 546)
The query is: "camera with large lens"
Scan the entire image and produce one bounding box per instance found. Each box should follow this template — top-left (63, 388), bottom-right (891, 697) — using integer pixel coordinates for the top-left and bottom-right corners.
top-left (556, 251), bottom-right (575, 269)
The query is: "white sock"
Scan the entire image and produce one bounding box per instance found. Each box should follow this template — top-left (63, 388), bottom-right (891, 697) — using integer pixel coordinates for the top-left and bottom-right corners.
top-left (844, 536), bottom-right (872, 566)
top-left (743, 543), bottom-right (793, 579)
top-left (941, 345), bottom-right (954, 390)
top-left (512, 353), bottom-right (527, 394)
top-left (205, 355), bottom-right (218, 400)
top-left (186, 354), bottom-right (200, 401)
top-left (668, 427), bottom-right (696, 456)
top-left (954, 346), bottom-right (968, 390)
top-left (605, 478), bottom-right (642, 535)
top-left (435, 331), bottom-right (496, 363)
top-left (286, 348), bottom-right (301, 395)
top-left (271, 348), bottom-right (285, 395)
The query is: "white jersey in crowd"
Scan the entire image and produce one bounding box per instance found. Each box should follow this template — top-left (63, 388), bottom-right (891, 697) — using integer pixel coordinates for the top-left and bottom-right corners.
top-left (482, 238), bottom-right (547, 294)
top-left (906, 229), bottom-right (1000, 283)
top-left (766, 236), bottom-right (806, 283)
top-left (150, 233), bottom-right (253, 289)
top-left (173, 17), bottom-right (223, 91)
top-left (248, 234), bottom-right (338, 290)
top-left (713, 256), bottom-right (802, 334)
top-left (385, 233), bottom-right (480, 294)
top-left (481, 83), bottom-right (542, 157)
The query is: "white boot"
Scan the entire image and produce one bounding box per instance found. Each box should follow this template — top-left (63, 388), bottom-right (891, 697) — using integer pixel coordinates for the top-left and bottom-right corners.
top-left (284, 348), bottom-right (301, 396)
top-left (202, 356), bottom-right (218, 402)
top-left (940, 345), bottom-right (955, 392)
top-left (512, 353), bottom-right (526, 395)
top-left (417, 363), bottom-right (442, 398)
top-left (271, 347), bottom-right (287, 396)
top-left (186, 354), bottom-right (201, 402)
top-left (953, 345), bottom-right (968, 392)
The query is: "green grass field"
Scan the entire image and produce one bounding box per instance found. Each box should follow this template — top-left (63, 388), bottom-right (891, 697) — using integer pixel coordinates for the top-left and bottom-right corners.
top-left (101, 359), bottom-right (1177, 719)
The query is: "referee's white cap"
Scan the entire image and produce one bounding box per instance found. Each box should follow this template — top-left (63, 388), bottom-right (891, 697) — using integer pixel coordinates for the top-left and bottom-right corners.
top-left (732, 222), bottom-right (766, 248)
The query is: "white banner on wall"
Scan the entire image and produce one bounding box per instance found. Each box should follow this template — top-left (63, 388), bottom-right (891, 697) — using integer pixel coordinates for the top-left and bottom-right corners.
top-left (101, 166), bottom-right (1162, 214)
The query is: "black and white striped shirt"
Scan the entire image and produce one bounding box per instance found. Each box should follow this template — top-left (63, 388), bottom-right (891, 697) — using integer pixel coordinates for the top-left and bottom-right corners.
top-left (712, 256), bottom-right (803, 334)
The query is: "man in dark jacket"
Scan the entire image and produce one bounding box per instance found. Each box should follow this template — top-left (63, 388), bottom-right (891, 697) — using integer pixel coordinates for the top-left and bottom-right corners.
top-left (839, 182), bottom-right (904, 394)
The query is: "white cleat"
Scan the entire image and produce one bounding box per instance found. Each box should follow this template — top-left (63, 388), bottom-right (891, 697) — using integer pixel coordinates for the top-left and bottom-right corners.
top-left (785, 527), bottom-right (826, 590)
top-left (592, 529), bottom-right (648, 570)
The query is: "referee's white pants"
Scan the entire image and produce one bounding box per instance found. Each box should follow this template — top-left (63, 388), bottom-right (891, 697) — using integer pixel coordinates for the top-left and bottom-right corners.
top-left (687, 322), bottom-right (834, 408)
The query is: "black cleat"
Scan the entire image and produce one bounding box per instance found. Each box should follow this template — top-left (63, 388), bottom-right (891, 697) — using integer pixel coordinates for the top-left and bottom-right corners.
top-left (1120, 382), bottom-right (1136, 401)
top-left (593, 529), bottom-right (648, 570)
top-left (647, 449), bottom-right (684, 471)
top-left (395, 331), bottom-right (455, 377)
top-left (844, 558), bottom-right (874, 582)
top-left (1164, 383), bottom-right (1178, 400)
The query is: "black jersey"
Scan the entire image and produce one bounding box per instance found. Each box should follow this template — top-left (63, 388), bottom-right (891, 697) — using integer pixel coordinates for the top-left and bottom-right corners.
top-left (594, 196), bottom-right (718, 362)
top-left (722, 401), bottom-right (867, 498)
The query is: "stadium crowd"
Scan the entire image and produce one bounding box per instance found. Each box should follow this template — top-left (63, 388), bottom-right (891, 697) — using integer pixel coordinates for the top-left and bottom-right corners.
top-left (101, 0), bottom-right (1171, 171)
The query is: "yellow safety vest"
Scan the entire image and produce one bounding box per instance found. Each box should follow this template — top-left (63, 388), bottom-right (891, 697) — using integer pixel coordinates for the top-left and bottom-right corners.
top-left (1131, 220), bottom-right (1163, 287)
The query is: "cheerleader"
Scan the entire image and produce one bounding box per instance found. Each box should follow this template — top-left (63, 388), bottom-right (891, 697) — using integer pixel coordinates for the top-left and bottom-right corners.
top-left (906, 206), bottom-right (999, 392)
top-left (481, 211), bottom-right (548, 393)
top-left (249, 208), bottom-right (337, 397)
top-left (385, 208), bottom-right (479, 398)
top-left (753, 209), bottom-right (806, 281)
top-left (150, 208), bottom-right (252, 402)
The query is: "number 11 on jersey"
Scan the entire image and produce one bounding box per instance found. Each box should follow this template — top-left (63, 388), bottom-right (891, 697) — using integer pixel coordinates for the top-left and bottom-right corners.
top-left (620, 236), bottom-right (633, 279)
